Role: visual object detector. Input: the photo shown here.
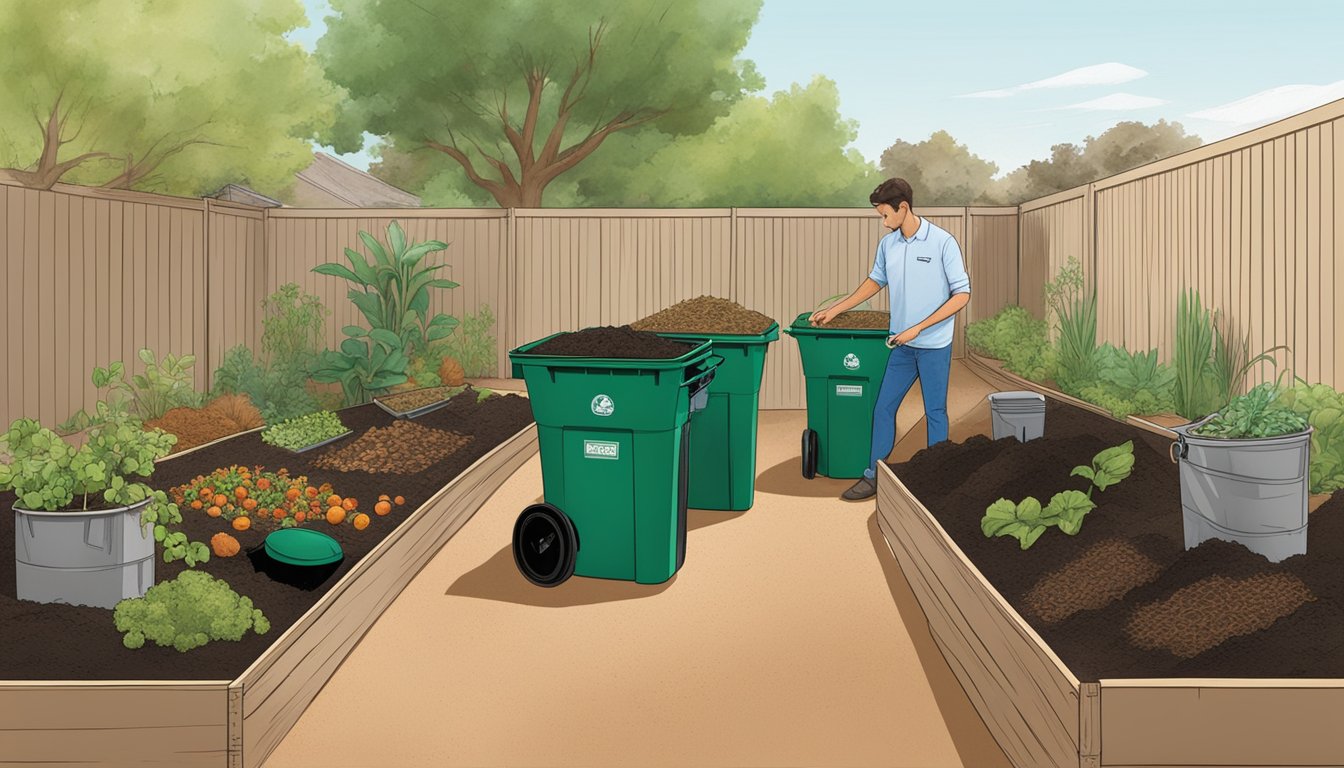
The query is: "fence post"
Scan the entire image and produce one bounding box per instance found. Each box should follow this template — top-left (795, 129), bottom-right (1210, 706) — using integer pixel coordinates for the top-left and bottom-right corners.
top-left (729, 206), bottom-right (738, 303)
top-left (505, 206), bottom-right (516, 379)
top-left (202, 197), bottom-right (212, 394)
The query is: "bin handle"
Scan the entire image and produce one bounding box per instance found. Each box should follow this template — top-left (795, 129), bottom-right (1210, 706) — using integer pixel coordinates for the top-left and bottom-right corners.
top-left (1169, 440), bottom-right (1187, 464)
top-left (682, 355), bottom-right (724, 389)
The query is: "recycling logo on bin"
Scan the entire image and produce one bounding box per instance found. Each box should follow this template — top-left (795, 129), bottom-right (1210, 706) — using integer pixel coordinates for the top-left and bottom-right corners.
top-left (591, 394), bottom-right (615, 416)
top-left (843, 353), bottom-right (860, 370)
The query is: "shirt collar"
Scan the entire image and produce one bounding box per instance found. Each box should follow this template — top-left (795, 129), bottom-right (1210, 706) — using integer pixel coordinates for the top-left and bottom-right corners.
top-left (897, 216), bottom-right (930, 242)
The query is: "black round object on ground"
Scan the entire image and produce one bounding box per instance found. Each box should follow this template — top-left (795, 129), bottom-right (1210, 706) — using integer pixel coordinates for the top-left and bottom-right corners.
top-left (801, 428), bottom-right (818, 479)
top-left (513, 503), bottom-right (578, 587)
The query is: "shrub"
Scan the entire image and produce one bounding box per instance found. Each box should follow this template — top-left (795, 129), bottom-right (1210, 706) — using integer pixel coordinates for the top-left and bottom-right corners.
top-left (210, 345), bottom-right (319, 424)
top-left (113, 571), bottom-right (269, 652)
top-left (443, 304), bottom-right (498, 378)
top-left (59, 349), bottom-right (203, 433)
top-left (1044, 257), bottom-right (1098, 393)
top-left (1279, 380), bottom-right (1344, 494)
top-left (965, 306), bottom-right (1056, 382)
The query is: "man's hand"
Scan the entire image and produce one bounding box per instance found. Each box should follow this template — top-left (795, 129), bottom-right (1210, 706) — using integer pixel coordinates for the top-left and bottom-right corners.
top-left (810, 305), bottom-right (843, 325)
top-left (888, 327), bottom-right (921, 347)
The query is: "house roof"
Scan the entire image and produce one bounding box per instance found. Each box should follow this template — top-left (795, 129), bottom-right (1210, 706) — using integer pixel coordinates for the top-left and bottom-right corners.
top-left (294, 152), bottom-right (421, 208)
top-left (209, 183), bottom-right (283, 208)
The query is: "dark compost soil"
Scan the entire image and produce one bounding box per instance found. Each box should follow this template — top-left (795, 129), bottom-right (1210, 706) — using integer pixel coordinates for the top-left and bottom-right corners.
top-left (887, 398), bottom-right (1344, 681)
top-left (813, 310), bottom-right (889, 329)
top-left (529, 326), bottom-right (694, 359)
top-left (0, 388), bottom-right (535, 680)
top-left (630, 295), bottom-right (776, 335)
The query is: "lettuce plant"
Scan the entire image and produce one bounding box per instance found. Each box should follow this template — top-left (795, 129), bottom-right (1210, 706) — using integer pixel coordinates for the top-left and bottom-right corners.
top-left (1192, 383), bottom-right (1307, 439)
top-left (1279, 380), bottom-right (1344, 493)
top-left (260, 410), bottom-right (348, 451)
top-left (114, 570), bottom-right (269, 651)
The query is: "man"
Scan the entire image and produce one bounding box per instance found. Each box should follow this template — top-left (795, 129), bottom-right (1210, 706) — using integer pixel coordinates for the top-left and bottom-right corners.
top-left (810, 178), bottom-right (971, 501)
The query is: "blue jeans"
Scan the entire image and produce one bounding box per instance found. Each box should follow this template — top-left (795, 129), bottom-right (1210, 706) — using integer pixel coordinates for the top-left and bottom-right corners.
top-left (863, 343), bottom-right (953, 480)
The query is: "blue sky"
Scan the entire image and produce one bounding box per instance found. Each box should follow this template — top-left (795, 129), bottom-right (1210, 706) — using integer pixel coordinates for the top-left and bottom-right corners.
top-left (293, 0), bottom-right (1344, 177)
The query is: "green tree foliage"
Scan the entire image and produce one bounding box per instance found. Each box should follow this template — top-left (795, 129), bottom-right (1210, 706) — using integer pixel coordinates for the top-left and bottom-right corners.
top-left (879, 130), bottom-right (999, 205)
top-left (0, 0), bottom-right (339, 195)
top-left (320, 0), bottom-right (764, 207)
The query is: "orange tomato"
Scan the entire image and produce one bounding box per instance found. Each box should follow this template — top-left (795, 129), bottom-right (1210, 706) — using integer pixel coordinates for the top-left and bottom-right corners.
top-left (394, 495), bottom-right (405, 506)
top-left (213, 494), bottom-right (228, 508)
top-left (190, 499), bottom-right (203, 510)
top-left (326, 506), bottom-right (346, 525)
top-left (352, 513), bottom-right (370, 531)
top-left (200, 487), bottom-right (214, 498)
top-left (341, 497), bottom-right (357, 512)
top-left (232, 516), bottom-right (251, 531)
top-left (305, 486), bottom-right (319, 499)
top-left (285, 487), bottom-right (301, 501)
top-left (378, 493), bottom-right (390, 502)
top-left (294, 511), bottom-right (307, 523)
top-left (272, 508), bottom-right (285, 520)
top-left (374, 500), bottom-right (392, 516)
top-left (326, 495), bottom-right (342, 508)
top-left (256, 477), bottom-right (272, 491)
top-left (207, 505), bottom-right (222, 518)
top-left (234, 486), bottom-right (248, 500)
top-left (242, 498), bottom-right (257, 511)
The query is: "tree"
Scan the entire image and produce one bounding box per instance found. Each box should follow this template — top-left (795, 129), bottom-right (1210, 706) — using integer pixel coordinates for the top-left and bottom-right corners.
top-left (0, 0), bottom-right (339, 195)
top-left (319, 0), bottom-right (763, 207)
top-left (878, 130), bottom-right (999, 206)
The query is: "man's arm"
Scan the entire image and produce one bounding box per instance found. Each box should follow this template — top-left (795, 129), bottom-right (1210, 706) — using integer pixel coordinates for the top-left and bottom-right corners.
top-left (809, 279), bottom-right (883, 324)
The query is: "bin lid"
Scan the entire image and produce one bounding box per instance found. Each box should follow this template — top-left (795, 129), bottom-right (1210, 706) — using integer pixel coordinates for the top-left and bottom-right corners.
top-left (264, 528), bottom-right (344, 567)
top-left (988, 391), bottom-right (1045, 405)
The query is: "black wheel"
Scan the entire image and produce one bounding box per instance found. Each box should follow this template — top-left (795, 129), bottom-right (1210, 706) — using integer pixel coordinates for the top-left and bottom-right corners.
top-left (513, 503), bottom-right (578, 587)
top-left (801, 428), bottom-right (818, 479)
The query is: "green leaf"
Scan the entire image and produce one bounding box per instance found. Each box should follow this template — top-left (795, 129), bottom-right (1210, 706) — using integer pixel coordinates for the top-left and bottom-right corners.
top-left (1044, 490), bottom-right (1096, 535)
top-left (1016, 496), bottom-right (1043, 521)
top-left (368, 328), bottom-right (401, 347)
top-left (1070, 465), bottom-right (1095, 481)
top-left (981, 498), bottom-right (1017, 537)
top-left (1021, 525), bottom-right (1048, 549)
top-left (342, 325), bottom-right (369, 338)
top-left (313, 262), bottom-right (364, 284)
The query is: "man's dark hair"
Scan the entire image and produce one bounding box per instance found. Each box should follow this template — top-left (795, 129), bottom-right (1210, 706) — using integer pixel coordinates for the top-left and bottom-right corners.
top-left (869, 177), bottom-right (914, 211)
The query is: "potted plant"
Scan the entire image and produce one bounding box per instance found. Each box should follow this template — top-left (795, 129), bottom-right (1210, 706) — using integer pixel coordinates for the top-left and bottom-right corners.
top-left (1170, 382), bottom-right (1312, 562)
top-left (0, 408), bottom-right (207, 609)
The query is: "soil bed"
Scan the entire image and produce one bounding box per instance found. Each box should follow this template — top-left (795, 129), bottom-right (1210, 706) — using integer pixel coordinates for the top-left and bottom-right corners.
top-left (529, 326), bottom-right (694, 358)
top-left (887, 398), bottom-right (1344, 681)
top-left (630, 295), bottom-right (775, 335)
top-left (0, 389), bottom-right (534, 680)
top-left (812, 310), bottom-right (889, 329)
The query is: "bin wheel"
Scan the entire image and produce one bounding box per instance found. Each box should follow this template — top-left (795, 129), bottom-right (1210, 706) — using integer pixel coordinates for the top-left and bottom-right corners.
top-left (513, 503), bottom-right (578, 588)
top-left (801, 428), bottom-right (818, 479)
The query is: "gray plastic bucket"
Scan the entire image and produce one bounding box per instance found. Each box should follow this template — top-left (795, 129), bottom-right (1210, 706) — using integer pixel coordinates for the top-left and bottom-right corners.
top-left (1169, 416), bottom-right (1312, 563)
top-left (989, 391), bottom-right (1046, 442)
top-left (14, 498), bottom-right (155, 608)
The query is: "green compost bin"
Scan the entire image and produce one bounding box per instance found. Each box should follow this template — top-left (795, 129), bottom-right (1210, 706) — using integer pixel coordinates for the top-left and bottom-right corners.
top-left (783, 312), bottom-right (893, 479)
top-left (508, 335), bottom-right (722, 586)
top-left (648, 323), bottom-right (779, 511)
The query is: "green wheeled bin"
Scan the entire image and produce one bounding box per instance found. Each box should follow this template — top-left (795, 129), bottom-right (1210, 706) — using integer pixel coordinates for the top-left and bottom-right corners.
top-left (508, 335), bottom-right (722, 587)
top-left (648, 323), bottom-right (779, 511)
top-left (782, 312), bottom-right (893, 479)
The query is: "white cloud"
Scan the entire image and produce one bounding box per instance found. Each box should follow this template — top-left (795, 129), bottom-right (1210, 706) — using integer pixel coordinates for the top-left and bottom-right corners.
top-left (1187, 81), bottom-right (1344, 125)
top-left (960, 63), bottom-right (1148, 98)
top-left (1056, 93), bottom-right (1170, 111)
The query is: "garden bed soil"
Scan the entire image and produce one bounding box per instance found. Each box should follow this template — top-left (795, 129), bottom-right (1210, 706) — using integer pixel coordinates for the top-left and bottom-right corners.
top-left (812, 310), bottom-right (889, 329)
top-left (887, 398), bottom-right (1344, 681)
top-left (629, 295), bottom-right (776, 335)
top-left (0, 389), bottom-right (534, 680)
top-left (528, 325), bottom-right (694, 358)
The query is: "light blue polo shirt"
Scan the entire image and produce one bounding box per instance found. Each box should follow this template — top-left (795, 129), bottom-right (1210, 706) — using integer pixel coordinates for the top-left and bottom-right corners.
top-left (868, 217), bottom-right (970, 349)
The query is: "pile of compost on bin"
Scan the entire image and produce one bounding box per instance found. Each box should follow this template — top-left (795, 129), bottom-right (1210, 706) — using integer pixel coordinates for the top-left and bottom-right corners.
top-left (812, 310), bottom-right (890, 329)
top-left (528, 326), bottom-right (695, 359)
top-left (630, 295), bottom-right (776, 335)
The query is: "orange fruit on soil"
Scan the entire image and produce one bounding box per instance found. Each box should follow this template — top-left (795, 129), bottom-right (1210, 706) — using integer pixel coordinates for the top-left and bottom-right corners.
top-left (190, 499), bottom-right (203, 510)
top-left (200, 487), bottom-right (214, 498)
top-left (242, 498), bottom-right (257, 511)
top-left (234, 486), bottom-right (249, 500)
top-left (256, 477), bottom-right (272, 491)
top-left (353, 513), bottom-right (370, 531)
top-left (285, 487), bottom-right (301, 501)
top-left (394, 495), bottom-right (405, 506)
top-left (272, 508), bottom-right (285, 520)
top-left (207, 506), bottom-right (222, 518)
top-left (374, 500), bottom-right (392, 516)
top-left (326, 495), bottom-right (342, 508)
top-left (295, 511), bottom-right (306, 523)
top-left (341, 497), bottom-right (357, 511)
top-left (378, 493), bottom-right (390, 502)
top-left (326, 506), bottom-right (346, 525)
top-left (305, 486), bottom-right (319, 499)
top-left (232, 516), bottom-right (252, 531)
top-left (213, 494), bottom-right (228, 508)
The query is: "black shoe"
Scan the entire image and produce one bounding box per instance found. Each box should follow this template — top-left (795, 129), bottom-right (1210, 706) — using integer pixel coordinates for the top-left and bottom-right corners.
top-left (841, 476), bottom-right (876, 501)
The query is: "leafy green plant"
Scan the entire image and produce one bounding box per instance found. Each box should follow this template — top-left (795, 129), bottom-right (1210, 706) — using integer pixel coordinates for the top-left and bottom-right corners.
top-left (260, 283), bottom-right (330, 370)
top-left (0, 416), bottom-right (208, 566)
top-left (1071, 440), bottom-right (1136, 495)
top-left (210, 345), bottom-right (319, 424)
top-left (113, 570), bottom-right (269, 652)
top-left (312, 328), bottom-right (410, 406)
top-left (964, 305), bottom-right (1057, 382)
top-left (1280, 380), bottom-right (1344, 493)
top-left (1044, 257), bottom-right (1098, 393)
top-left (1173, 289), bottom-right (1285, 421)
top-left (1045, 490), bottom-right (1097, 536)
top-left (260, 410), bottom-right (348, 451)
top-left (59, 349), bottom-right (203, 433)
top-left (443, 304), bottom-right (498, 378)
top-left (982, 497), bottom-right (1051, 550)
top-left (1192, 382), bottom-right (1308, 439)
top-left (313, 220), bottom-right (461, 357)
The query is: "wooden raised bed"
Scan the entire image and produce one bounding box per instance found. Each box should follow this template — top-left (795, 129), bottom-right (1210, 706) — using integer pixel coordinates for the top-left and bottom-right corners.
top-left (876, 366), bottom-right (1344, 767)
top-left (0, 422), bottom-right (539, 768)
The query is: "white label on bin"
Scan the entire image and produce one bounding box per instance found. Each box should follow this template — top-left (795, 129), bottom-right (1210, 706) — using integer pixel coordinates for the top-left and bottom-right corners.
top-left (843, 353), bottom-right (860, 370)
top-left (584, 440), bottom-right (620, 460)
top-left (836, 384), bottom-right (863, 397)
top-left (591, 394), bottom-right (615, 416)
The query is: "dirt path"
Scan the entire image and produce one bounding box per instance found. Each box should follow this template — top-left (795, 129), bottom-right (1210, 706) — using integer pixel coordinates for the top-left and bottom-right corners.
top-left (266, 362), bottom-right (1009, 767)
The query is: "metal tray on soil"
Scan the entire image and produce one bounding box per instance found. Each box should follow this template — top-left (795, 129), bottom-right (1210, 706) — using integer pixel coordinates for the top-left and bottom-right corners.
top-left (373, 394), bottom-right (454, 420)
top-left (282, 430), bottom-right (355, 454)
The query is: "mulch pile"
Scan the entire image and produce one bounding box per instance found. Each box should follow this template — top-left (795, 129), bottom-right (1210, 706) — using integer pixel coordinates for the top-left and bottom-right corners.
top-left (812, 310), bottom-right (889, 329)
top-left (630, 296), bottom-right (775, 335)
top-left (313, 420), bottom-right (472, 474)
top-left (145, 395), bottom-right (266, 453)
